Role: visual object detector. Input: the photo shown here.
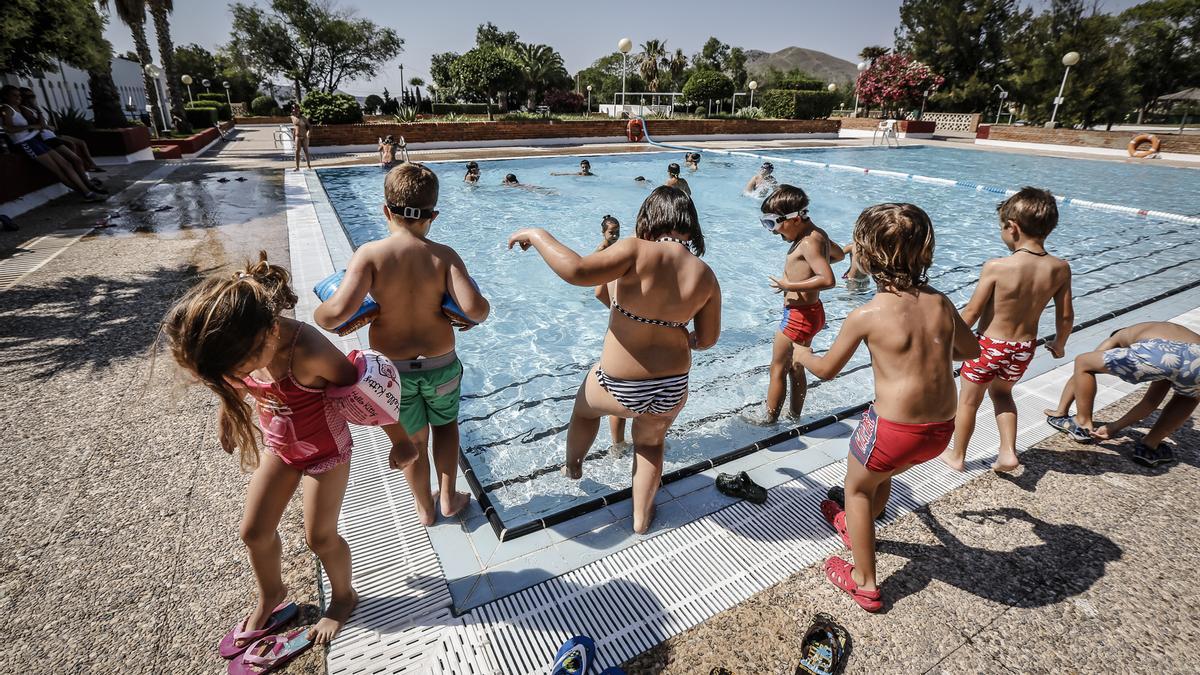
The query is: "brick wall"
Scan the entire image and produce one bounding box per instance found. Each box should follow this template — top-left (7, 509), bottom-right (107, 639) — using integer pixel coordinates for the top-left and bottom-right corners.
top-left (839, 118), bottom-right (935, 133)
top-left (308, 119), bottom-right (840, 147)
top-left (0, 154), bottom-right (57, 203)
top-left (978, 125), bottom-right (1200, 155)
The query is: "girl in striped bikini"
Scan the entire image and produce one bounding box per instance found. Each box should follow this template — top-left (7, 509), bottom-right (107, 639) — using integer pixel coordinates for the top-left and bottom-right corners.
top-left (508, 187), bottom-right (722, 533)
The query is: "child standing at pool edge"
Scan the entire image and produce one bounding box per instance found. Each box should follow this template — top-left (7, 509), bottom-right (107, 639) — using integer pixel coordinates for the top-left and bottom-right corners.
top-left (941, 187), bottom-right (1073, 473)
top-left (796, 203), bottom-right (980, 612)
top-left (315, 163), bottom-right (491, 526)
top-left (161, 253), bottom-right (361, 651)
top-left (747, 185), bottom-right (841, 425)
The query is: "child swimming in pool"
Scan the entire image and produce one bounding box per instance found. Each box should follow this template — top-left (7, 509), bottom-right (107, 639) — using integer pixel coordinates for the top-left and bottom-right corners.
top-left (593, 215), bottom-right (628, 452)
top-left (795, 203), bottom-right (980, 612)
top-left (161, 252), bottom-right (361, 648)
top-left (464, 161), bottom-right (480, 184)
top-left (1045, 320), bottom-right (1200, 466)
top-left (314, 163), bottom-right (491, 526)
top-left (665, 163), bottom-right (691, 197)
top-left (551, 159), bottom-right (594, 176)
top-left (509, 187), bottom-right (722, 533)
top-left (685, 152), bottom-right (700, 171)
top-left (746, 185), bottom-right (843, 426)
top-left (941, 187), bottom-right (1073, 473)
top-left (744, 162), bottom-right (778, 196)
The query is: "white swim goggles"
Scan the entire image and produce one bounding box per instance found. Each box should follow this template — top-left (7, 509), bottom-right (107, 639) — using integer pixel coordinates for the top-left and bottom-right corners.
top-left (760, 209), bottom-right (807, 232)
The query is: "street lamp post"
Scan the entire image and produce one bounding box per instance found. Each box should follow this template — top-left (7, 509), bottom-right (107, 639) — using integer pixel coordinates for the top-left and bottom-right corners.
top-left (618, 38), bottom-right (632, 111)
top-left (1048, 51), bottom-right (1080, 127)
top-left (853, 61), bottom-right (869, 117)
top-left (202, 78), bottom-right (211, 93)
top-left (144, 63), bottom-right (170, 134)
top-left (586, 85), bottom-right (592, 117)
top-left (748, 80), bottom-right (757, 108)
top-left (992, 84), bottom-right (1008, 125)
top-left (181, 74), bottom-right (193, 103)
top-left (223, 80), bottom-right (231, 104)
top-left (398, 63), bottom-right (404, 104)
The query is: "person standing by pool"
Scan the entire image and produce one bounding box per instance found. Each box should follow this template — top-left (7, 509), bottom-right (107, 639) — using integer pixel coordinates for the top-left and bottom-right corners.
top-left (315, 163), bottom-right (491, 526)
top-left (665, 163), bottom-right (691, 197)
top-left (795, 203), bottom-right (980, 612)
top-left (161, 253), bottom-right (362, 648)
top-left (290, 103), bottom-right (313, 171)
top-left (942, 187), bottom-right (1073, 473)
top-left (593, 215), bottom-right (629, 452)
top-left (508, 187), bottom-right (722, 533)
top-left (378, 135), bottom-right (398, 169)
top-left (464, 161), bottom-right (480, 184)
top-left (746, 185), bottom-right (839, 426)
top-left (551, 159), bottom-right (595, 176)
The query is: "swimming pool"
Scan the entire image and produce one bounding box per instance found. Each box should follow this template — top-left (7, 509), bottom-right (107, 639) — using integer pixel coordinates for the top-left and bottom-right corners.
top-left (317, 145), bottom-right (1200, 528)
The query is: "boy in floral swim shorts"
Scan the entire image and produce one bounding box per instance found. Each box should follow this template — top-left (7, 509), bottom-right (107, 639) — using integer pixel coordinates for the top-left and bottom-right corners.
top-left (941, 187), bottom-right (1073, 473)
top-left (1045, 321), bottom-right (1200, 466)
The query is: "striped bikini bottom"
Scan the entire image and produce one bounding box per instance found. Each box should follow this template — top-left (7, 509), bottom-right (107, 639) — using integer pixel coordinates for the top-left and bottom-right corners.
top-left (595, 368), bottom-right (689, 416)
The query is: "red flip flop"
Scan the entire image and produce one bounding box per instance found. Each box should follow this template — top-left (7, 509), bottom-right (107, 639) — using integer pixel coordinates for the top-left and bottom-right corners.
top-left (819, 499), bottom-right (852, 549)
top-left (824, 556), bottom-right (882, 612)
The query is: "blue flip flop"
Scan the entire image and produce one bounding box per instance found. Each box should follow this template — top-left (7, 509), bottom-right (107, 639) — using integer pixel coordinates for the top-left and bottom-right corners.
top-left (1046, 415), bottom-right (1093, 443)
top-left (551, 635), bottom-right (595, 675)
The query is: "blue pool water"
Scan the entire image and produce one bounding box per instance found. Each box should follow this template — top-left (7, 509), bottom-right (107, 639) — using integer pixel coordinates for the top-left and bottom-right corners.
top-left (317, 145), bottom-right (1200, 525)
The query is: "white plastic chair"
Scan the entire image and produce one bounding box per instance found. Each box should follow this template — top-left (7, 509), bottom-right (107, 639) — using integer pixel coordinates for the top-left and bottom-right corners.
top-left (873, 119), bottom-right (899, 148)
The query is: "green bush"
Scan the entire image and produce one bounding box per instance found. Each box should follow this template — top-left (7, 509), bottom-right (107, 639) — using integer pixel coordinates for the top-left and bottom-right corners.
top-left (363, 94), bottom-right (383, 114)
top-left (198, 92), bottom-right (228, 103)
top-left (250, 95), bottom-right (279, 116)
top-left (184, 106), bottom-right (218, 128)
top-left (301, 91), bottom-right (363, 124)
top-left (682, 71), bottom-right (735, 104)
top-left (431, 102), bottom-right (490, 115)
top-left (760, 90), bottom-right (839, 119)
top-left (499, 111), bottom-right (558, 122)
top-left (186, 100), bottom-right (232, 121)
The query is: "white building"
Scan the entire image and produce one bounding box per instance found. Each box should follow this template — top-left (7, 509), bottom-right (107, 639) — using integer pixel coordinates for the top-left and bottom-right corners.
top-left (1, 56), bottom-right (167, 120)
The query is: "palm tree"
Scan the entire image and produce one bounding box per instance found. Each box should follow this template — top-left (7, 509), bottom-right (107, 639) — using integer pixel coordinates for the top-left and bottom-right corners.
top-left (639, 39), bottom-right (668, 92)
top-left (669, 48), bottom-right (688, 91)
top-left (99, 0), bottom-right (165, 132)
top-left (512, 43), bottom-right (567, 109)
top-left (409, 77), bottom-right (425, 110)
top-left (148, 0), bottom-right (191, 132)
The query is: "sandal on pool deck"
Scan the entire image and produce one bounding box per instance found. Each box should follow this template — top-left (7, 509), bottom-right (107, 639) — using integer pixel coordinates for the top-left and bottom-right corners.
top-left (227, 627), bottom-right (313, 674)
top-left (796, 613), bottom-right (849, 675)
top-left (716, 472), bottom-right (768, 504)
top-left (218, 602), bottom-right (299, 658)
top-left (819, 500), bottom-right (852, 550)
top-left (1132, 443), bottom-right (1177, 467)
top-left (824, 557), bottom-right (881, 613)
top-left (1046, 415), bottom-right (1093, 443)
top-left (551, 635), bottom-right (595, 675)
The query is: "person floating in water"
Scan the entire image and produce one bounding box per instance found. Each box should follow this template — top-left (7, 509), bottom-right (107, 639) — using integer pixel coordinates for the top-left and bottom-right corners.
top-left (685, 152), bottom-right (701, 171)
top-left (795, 203), bottom-right (980, 612)
top-left (508, 187), bottom-right (721, 533)
top-left (942, 187), bottom-right (1073, 474)
top-left (746, 185), bottom-right (843, 426)
top-left (503, 173), bottom-right (520, 186)
top-left (463, 161), bottom-right (480, 184)
top-left (1045, 320), bottom-right (1200, 467)
top-left (745, 162), bottom-right (779, 195)
top-left (552, 159), bottom-right (594, 176)
top-left (665, 163), bottom-right (691, 197)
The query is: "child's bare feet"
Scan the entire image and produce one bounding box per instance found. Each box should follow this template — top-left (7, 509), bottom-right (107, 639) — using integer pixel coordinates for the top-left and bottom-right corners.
top-left (245, 587), bottom-right (288, 636)
top-left (561, 458), bottom-right (583, 480)
top-left (439, 490), bottom-right (471, 518)
top-left (388, 441), bottom-right (419, 470)
top-left (307, 590), bottom-right (358, 645)
top-left (938, 447), bottom-right (966, 472)
top-left (991, 448), bottom-right (1021, 472)
top-left (416, 494), bottom-right (437, 526)
top-left (1043, 407), bottom-right (1067, 418)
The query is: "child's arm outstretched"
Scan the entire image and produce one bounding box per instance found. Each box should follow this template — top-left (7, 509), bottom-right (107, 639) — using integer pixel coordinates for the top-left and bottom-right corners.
top-left (314, 252), bottom-right (374, 332)
top-left (958, 261), bottom-right (996, 329)
top-left (508, 228), bottom-right (635, 287)
top-left (1048, 267), bottom-right (1074, 358)
top-left (793, 308), bottom-right (868, 379)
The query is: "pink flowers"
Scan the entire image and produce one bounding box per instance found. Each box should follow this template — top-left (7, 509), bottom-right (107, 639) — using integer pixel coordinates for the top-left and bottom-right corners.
top-left (855, 54), bottom-right (944, 112)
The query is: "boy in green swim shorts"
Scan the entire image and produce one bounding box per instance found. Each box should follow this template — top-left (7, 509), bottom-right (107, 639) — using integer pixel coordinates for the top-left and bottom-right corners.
top-left (315, 163), bottom-right (490, 525)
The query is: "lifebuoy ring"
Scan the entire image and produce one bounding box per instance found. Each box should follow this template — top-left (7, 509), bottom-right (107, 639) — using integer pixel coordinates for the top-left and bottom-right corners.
top-left (627, 118), bottom-right (644, 142)
top-left (1128, 133), bottom-right (1161, 158)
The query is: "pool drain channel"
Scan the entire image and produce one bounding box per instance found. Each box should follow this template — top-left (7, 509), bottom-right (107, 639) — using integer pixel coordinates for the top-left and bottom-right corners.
top-left (637, 118), bottom-right (1200, 226)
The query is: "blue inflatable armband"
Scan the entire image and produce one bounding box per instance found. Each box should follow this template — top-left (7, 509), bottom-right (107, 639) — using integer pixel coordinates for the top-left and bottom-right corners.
top-left (314, 270), bottom-right (380, 336)
top-left (442, 277), bottom-right (481, 327)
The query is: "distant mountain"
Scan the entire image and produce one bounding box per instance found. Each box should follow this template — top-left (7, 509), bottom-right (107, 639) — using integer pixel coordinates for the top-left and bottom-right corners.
top-left (745, 47), bottom-right (858, 84)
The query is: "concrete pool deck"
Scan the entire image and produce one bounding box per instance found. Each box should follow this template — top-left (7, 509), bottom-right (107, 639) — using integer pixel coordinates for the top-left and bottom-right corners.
top-left (1, 125), bottom-right (1197, 674)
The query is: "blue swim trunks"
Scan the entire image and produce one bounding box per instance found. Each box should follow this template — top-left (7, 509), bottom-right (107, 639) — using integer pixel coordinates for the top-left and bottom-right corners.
top-left (1102, 339), bottom-right (1200, 398)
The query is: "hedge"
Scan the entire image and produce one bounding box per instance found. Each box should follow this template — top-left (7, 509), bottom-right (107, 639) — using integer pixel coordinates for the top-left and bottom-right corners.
top-left (774, 76), bottom-right (826, 91)
top-left (682, 70), bottom-right (735, 103)
top-left (197, 92), bottom-right (228, 103)
top-left (760, 90), bottom-right (840, 119)
top-left (184, 106), bottom-right (218, 128)
top-left (301, 91), bottom-right (363, 124)
top-left (250, 95), bottom-right (279, 116)
top-left (185, 100), bottom-right (232, 121)
top-left (431, 102), bottom-right (491, 115)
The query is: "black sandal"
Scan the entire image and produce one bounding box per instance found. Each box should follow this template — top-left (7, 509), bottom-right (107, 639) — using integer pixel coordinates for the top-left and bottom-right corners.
top-left (796, 613), bottom-right (850, 675)
top-left (716, 472), bottom-right (768, 504)
top-left (826, 486), bottom-right (887, 521)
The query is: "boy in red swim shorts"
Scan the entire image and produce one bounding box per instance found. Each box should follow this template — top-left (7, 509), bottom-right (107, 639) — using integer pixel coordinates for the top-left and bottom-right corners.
top-left (796, 203), bottom-right (980, 612)
top-left (747, 185), bottom-right (841, 425)
top-left (940, 187), bottom-right (1073, 473)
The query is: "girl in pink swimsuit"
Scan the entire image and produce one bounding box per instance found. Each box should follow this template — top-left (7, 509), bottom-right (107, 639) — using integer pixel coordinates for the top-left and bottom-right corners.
top-left (161, 252), bottom-right (361, 655)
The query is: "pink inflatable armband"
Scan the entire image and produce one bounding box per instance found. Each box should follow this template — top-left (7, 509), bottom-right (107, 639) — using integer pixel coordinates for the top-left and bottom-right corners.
top-left (327, 350), bottom-right (401, 426)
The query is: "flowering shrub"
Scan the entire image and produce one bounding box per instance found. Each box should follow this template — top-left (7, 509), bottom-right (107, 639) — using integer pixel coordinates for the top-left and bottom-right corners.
top-left (855, 54), bottom-right (943, 112)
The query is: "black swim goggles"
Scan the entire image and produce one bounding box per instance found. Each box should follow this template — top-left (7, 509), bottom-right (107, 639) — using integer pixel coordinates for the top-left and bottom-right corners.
top-left (387, 203), bottom-right (438, 219)
top-left (760, 209), bottom-right (807, 231)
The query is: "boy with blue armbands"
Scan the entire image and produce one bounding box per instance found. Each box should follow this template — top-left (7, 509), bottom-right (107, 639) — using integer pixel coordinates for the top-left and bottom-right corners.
top-left (315, 163), bottom-right (490, 525)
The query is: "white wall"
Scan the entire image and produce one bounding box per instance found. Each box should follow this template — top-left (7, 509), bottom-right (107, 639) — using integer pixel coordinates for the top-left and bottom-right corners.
top-left (1, 56), bottom-right (166, 120)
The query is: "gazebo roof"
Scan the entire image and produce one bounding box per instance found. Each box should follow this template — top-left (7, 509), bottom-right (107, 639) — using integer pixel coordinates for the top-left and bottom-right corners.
top-left (1158, 87), bottom-right (1200, 101)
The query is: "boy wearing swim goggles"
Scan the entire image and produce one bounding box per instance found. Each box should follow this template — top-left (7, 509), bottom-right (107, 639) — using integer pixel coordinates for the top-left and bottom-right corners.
top-left (747, 185), bottom-right (843, 426)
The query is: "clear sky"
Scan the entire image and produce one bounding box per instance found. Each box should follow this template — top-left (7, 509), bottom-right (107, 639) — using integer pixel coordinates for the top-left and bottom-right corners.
top-left (102, 0), bottom-right (1145, 97)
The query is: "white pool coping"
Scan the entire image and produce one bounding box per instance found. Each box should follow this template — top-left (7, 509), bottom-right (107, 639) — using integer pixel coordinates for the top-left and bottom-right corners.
top-left (284, 159), bottom-right (1200, 674)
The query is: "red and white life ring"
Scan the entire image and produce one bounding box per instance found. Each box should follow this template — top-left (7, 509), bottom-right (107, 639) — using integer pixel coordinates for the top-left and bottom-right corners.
top-left (1128, 134), bottom-right (1161, 158)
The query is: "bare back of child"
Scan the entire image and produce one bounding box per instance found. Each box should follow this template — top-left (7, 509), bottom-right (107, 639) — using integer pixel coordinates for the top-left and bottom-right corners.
top-left (944, 187), bottom-right (1073, 473)
top-left (795, 203), bottom-right (980, 612)
top-left (315, 163), bottom-right (490, 526)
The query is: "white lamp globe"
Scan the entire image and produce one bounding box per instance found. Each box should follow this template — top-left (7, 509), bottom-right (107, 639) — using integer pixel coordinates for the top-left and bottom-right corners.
top-left (618, 38), bottom-right (632, 54)
top-left (827, 83), bottom-right (837, 92)
top-left (857, 61), bottom-right (870, 72)
top-left (181, 74), bottom-right (192, 85)
top-left (1062, 51), bottom-right (1080, 67)
top-left (748, 81), bottom-right (758, 91)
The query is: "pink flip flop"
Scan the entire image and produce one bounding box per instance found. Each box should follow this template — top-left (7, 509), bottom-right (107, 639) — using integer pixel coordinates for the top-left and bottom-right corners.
top-left (218, 602), bottom-right (299, 659)
top-left (824, 556), bottom-right (882, 612)
top-left (819, 500), bottom-right (852, 549)
top-left (227, 628), bottom-right (313, 675)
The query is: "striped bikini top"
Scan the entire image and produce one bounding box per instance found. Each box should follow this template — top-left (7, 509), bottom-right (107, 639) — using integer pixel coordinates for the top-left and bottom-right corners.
top-left (610, 237), bottom-right (692, 329)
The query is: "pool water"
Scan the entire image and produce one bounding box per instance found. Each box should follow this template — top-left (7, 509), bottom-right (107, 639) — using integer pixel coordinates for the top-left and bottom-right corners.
top-left (317, 145), bottom-right (1200, 526)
